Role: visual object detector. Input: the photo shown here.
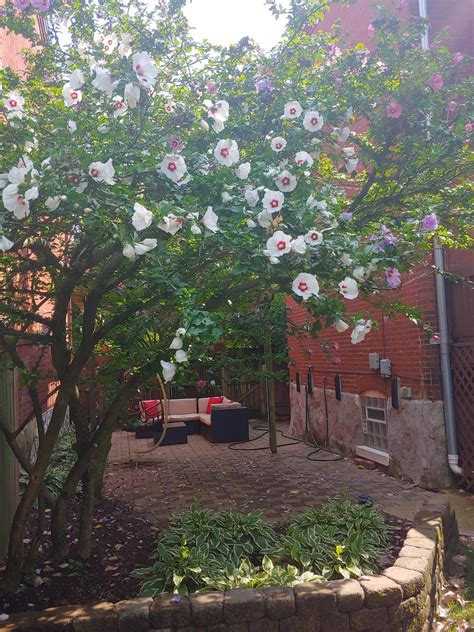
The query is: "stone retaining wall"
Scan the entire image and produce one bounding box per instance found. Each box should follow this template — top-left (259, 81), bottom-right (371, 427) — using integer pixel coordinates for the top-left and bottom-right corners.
top-left (1, 499), bottom-right (458, 632)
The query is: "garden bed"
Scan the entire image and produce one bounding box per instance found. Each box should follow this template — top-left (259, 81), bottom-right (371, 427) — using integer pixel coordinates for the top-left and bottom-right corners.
top-left (0, 499), bottom-right (458, 631)
top-left (0, 499), bottom-right (408, 617)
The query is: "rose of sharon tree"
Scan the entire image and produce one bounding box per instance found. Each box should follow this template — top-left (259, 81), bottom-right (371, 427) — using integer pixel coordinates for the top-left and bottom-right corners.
top-left (0, 0), bottom-right (472, 589)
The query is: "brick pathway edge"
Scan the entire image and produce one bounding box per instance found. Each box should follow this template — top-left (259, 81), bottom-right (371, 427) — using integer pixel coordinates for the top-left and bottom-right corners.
top-left (0, 498), bottom-right (458, 632)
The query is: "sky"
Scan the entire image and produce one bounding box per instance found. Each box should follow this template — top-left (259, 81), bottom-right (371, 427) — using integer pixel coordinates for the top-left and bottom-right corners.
top-left (183, 0), bottom-right (290, 51)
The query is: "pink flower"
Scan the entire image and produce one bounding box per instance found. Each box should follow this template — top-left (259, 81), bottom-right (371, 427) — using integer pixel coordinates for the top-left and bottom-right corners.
top-left (196, 379), bottom-right (207, 389)
top-left (31, 0), bottom-right (51, 9)
top-left (14, 0), bottom-right (30, 8)
top-left (422, 212), bottom-right (439, 231)
top-left (465, 122), bottom-right (473, 133)
top-left (168, 136), bottom-right (183, 152)
top-left (332, 356), bottom-right (342, 365)
top-left (368, 24), bottom-right (375, 38)
top-left (386, 101), bottom-right (403, 119)
top-left (206, 82), bottom-right (218, 95)
top-left (427, 74), bottom-right (444, 91)
top-left (385, 268), bottom-right (401, 288)
top-left (452, 52), bottom-right (464, 66)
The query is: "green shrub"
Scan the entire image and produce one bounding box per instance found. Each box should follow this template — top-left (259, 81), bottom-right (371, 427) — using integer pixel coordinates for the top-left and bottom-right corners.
top-left (274, 498), bottom-right (391, 579)
top-left (20, 427), bottom-right (77, 497)
top-left (135, 499), bottom-right (392, 597)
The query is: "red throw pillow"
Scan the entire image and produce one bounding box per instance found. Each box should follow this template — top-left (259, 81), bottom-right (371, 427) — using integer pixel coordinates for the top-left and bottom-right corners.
top-left (206, 396), bottom-right (224, 414)
top-left (141, 400), bottom-right (160, 420)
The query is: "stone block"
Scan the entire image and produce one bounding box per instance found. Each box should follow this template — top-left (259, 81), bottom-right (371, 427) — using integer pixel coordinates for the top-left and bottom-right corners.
top-left (319, 612), bottom-right (349, 632)
top-left (359, 576), bottom-right (402, 608)
top-left (224, 588), bottom-right (265, 623)
top-left (349, 607), bottom-right (388, 630)
top-left (325, 579), bottom-right (364, 612)
top-left (2, 605), bottom-right (87, 631)
top-left (398, 545), bottom-right (435, 562)
top-left (189, 591), bottom-right (224, 626)
top-left (258, 587), bottom-right (295, 620)
top-left (72, 603), bottom-right (118, 632)
top-left (393, 555), bottom-right (432, 580)
top-left (249, 619), bottom-right (279, 632)
top-left (388, 597), bottom-right (419, 624)
top-left (116, 598), bottom-right (151, 632)
top-left (278, 615), bottom-right (320, 632)
top-left (294, 583), bottom-right (336, 618)
top-left (403, 537), bottom-right (437, 550)
top-left (173, 626), bottom-right (205, 632)
top-left (150, 595), bottom-right (191, 628)
top-left (207, 624), bottom-right (249, 632)
top-left (405, 526), bottom-right (438, 541)
top-left (381, 567), bottom-right (424, 599)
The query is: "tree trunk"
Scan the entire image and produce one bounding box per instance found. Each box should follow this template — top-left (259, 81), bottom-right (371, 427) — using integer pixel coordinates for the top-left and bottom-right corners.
top-left (77, 469), bottom-right (96, 559)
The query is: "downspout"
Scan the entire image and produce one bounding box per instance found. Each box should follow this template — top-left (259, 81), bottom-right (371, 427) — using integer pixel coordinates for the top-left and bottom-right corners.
top-left (418, 0), bottom-right (462, 476)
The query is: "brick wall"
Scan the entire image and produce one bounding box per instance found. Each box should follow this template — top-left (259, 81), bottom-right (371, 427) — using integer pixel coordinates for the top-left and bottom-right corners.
top-left (288, 263), bottom-right (442, 401)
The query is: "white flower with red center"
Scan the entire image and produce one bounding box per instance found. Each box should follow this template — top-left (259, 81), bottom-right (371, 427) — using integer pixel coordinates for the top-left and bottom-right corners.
top-left (88, 159), bottom-right (115, 185)
top-left (283, 101), bottom-right (302, 119)
top-left (304, 229), bottom-right (323, 246)
top-left (266, 230), bottom-right (292, 257)
top-left (94, 33), bottom-right (118, 54)
top-left (122, 238), bottom-right (157, 260)
top-left (124, 83), bottom-right (140, 108)
top-left (4, 91), bottom-right (24, 117)
top-left (214, 139), bottom-right (239, 166)
top-left (160, 360), bottom-right (176, 383)
top-left (164, 101), bottom-right (176, 114)
top-left (235, 162), bottom-right (251, 180)
top-left (0, 236), bottom-right (14, 252)
top-left (132, 51), bottom-right (158, 88)
top-left (202, 206), bottom-right (219, 233)
top-left (292, 273), bottom-right (320, 301)
top-left (68, 69), bottom-right (85, 90)
top-left (271, 137), bottom-right (287, 152)
top-left (295, 151), bottom-right (314, 167)
top-left (2, 184), bottom-right (38, 219)
top-left (132, 202), bottom-right (153, 231)
top-left (291, 235), bottom-right (307, 255)
top-left (303, 110), bottom-right (324, 132)
top-left (244, 187), bottom-right (260, 207)
top-left (275, 170), bottom-right (297, 193)
top-left (351, 319), bottom-right (372, 344)
top-left (92, 67), bottom-right (115, 96)
top-left (45, 196), bottom-right (62, 211)
top-left (158, 214), bottom-right (183, 235)
top-left (160, 154), bottom-right (187, 183)
top-left (62, 83), bottom-right (82, 107)
top-left (205, 99), bottom-right (229, 124)
top-left (339, 277), bottom-right (359, 300)
top-left (262, 190), bottom-right (284, 214)
top-left (335, 319), bottom-right (349, 333)
top-left (112, 96), bottom-right (128, 117)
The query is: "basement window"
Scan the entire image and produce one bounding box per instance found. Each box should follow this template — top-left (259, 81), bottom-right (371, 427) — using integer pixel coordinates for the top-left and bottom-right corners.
top-left (360, 395), bottom-right (388, 452)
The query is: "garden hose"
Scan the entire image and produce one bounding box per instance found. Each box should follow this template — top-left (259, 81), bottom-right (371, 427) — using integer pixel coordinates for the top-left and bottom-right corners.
top-left (228, 422), bottom-right (343, 462)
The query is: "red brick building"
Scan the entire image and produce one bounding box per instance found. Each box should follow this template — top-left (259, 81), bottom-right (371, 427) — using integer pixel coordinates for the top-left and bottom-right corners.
top-left (288, 0), bottom-right (474, 489)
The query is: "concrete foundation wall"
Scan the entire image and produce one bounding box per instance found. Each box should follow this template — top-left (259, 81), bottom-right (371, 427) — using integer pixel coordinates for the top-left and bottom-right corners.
top-left (289, 383), bottom-right (452, 489)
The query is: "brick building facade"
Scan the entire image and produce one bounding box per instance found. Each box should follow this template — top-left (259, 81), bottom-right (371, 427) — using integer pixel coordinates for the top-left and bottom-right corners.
top-left (288, 0), bottom-right (474, 488)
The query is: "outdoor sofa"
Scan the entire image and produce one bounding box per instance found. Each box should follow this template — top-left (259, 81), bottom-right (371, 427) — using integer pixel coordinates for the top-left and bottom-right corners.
top-left (137, 396), bottom-right (249, 443)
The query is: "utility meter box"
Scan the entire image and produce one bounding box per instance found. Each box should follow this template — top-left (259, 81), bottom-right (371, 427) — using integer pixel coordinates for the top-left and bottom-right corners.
top-left (380, 358), bottom-right (392, 377)
top-left (368, 353), bottom-right (380, 370)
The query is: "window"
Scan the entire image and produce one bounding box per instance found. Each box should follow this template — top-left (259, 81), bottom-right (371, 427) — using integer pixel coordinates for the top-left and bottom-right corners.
top-left (360, 396), bottom-right (388, 451)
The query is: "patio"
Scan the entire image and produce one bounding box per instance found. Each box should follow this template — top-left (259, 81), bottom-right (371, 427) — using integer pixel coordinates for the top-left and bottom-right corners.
top-left (105, 420), bottom-right (439, 529)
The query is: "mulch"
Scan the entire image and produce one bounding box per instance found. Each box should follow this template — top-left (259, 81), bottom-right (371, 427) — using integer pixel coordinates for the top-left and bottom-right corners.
top-left (0, 498), bottom-right (411, 616)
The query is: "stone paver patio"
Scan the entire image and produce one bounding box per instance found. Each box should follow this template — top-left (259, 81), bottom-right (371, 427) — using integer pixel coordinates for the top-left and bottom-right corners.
top-left (105, 421), bottom-right (441, 529)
